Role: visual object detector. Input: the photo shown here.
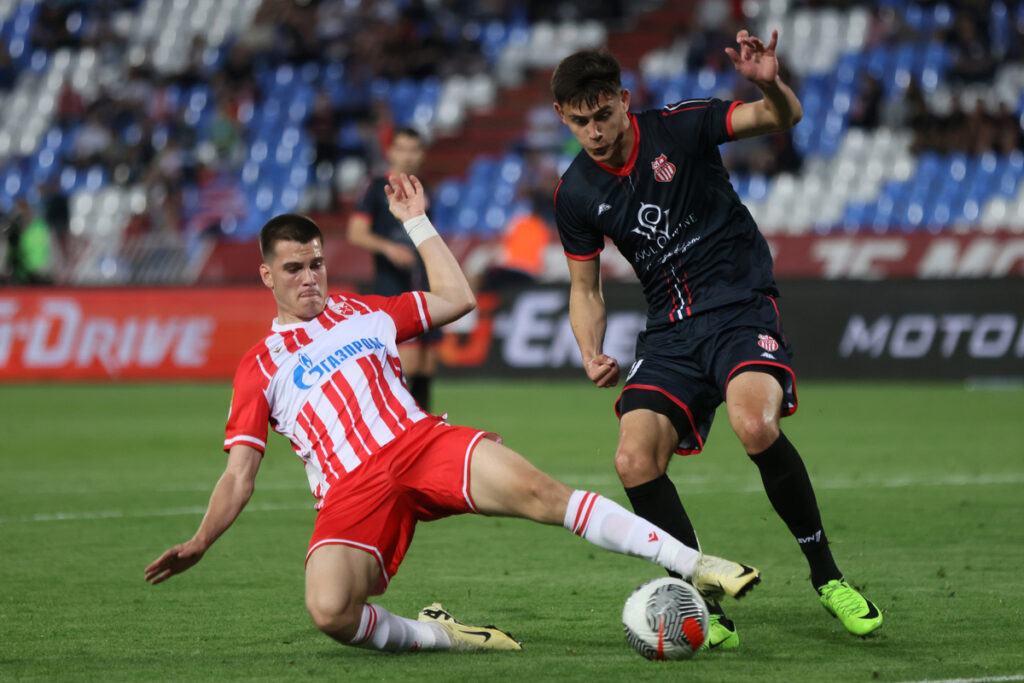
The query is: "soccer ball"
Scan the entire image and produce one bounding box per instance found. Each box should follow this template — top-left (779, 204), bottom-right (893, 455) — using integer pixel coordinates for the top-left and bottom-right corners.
top-left (622, 577), bottom-right (709, 660)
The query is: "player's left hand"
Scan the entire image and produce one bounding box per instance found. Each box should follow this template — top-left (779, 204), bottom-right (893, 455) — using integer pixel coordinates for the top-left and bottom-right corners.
top-left (385, 173), bottom-right (426, 223)
top-left (725, 29), bottom-right (780, 87)
top-left (144, 539), bottom-right (206, 585)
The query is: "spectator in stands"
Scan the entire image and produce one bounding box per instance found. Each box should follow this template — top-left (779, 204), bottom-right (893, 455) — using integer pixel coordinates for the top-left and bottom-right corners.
top-left (40, 179), bottom-right (70, 246)
top-left (995, 101), bottom-right (1024, 154)
top-left (923, 94), bottom-right (966, 154)
top-left (849, 74), bottom-right (883, 130)
top-left (0, 50), bottom-right (16, 91)
top-left (31, 1), bottom-right (80, 52)
top-left (476, 194), bottom-right (555, 292)
top-left (56, 82), bottom-right (85, 128)
top-left (69, 111), bottom-right (114, 169)
top-left (208, 95), bottom-right (244, 168)
top-left (307, 91), bottom-right (341, 168)
top-left (1, 198), bottom-right (54, 285)
top-left (17, 202), bottom-right (56, 285)
top-left (946, 9), bottom-right (997, 83)
top-left (965, 99), bottom-right (998, 156)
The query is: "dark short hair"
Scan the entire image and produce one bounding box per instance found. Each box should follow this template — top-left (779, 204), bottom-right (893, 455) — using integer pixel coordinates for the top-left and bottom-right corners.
top-left (392, 127), bottom-right (424, 144)
top-left (259, 214), bottom-right (323, 262)
top-left (551, 50), bottom-right (622, 108)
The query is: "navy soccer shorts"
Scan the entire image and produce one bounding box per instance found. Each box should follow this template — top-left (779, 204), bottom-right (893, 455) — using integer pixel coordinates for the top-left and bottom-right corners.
top-left (615, 295), bottom-right (798, 455)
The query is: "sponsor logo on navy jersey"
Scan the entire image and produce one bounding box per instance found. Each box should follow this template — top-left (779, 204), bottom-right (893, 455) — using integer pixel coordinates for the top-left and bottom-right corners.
top-left (293, 337), bottom-right (387, 389)
top-left (651, 154), bottom-right (676, 183)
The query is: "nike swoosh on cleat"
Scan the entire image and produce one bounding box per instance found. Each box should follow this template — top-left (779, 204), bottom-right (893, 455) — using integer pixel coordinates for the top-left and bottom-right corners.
top-left (860, 602), bottom-right (880, 620)
top-left (459, 629), bottom-right (492, 641)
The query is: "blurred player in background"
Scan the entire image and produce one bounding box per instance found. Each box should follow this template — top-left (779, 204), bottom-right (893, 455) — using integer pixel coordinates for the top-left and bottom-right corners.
top-left (552, 30), bottom-right (883, 646)
top-left (145, 173), bottom-right (761, 653)
top-left (348, 128), bottom-right (440, 412)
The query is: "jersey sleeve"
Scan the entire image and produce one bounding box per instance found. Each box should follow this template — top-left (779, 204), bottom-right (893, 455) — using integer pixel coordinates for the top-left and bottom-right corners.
top-left (554, 178), bottom-right (603, 260)
top-left (353, 178), bottom-right (378, 221)
top-left (660, 98), bottom-right (743, 152)
top-left (341, 292), bottom-right (432, 343)
top-left (223, 349), bottom-right (271, 453)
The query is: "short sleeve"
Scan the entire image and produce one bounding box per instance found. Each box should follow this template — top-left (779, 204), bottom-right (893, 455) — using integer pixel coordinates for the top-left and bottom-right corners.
top-left (554, 179), bottom-right (603, 260)
top-left (354, 178), bottom-right (378, 217)
top-left (660, 98), bottom-right (743, 151)
top-left (343, 292), bottom-right (432, 343)
top-left (223, 351), bottom-right (271, 453)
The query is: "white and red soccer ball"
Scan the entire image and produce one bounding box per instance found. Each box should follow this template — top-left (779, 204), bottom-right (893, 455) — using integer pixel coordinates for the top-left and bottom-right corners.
top-left (622, 577), bottom-right (709, 660)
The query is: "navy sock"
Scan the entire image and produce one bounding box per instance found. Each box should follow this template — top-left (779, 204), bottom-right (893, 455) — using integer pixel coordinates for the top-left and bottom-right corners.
top-left (748, 432), bottom-right (842, 588)
top-left (624, 474), bottom-right (724, 616)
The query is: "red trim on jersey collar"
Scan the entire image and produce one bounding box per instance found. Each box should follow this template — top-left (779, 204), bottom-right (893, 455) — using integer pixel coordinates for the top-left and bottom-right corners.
top-left (594, 113), bottom-right (640, 176)
top-left (726, 101), bottom-right (744, 140)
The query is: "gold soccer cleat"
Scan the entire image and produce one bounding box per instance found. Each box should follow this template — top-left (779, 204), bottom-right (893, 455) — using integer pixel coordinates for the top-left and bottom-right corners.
top-left (417, 602), bottom-right (523, 652)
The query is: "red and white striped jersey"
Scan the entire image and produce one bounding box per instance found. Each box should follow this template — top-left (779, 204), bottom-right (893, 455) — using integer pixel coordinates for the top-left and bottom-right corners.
top-left (224, 291), bottom-right (434, 507)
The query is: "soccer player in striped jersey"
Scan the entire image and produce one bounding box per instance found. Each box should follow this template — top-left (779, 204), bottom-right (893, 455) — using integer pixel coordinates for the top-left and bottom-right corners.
top-left (145, 173), bottom-right (760, 653)
top-left (551, 31), bottom-right (882, 644)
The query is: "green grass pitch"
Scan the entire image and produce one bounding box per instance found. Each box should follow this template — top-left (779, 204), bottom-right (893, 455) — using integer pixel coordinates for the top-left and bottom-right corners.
top-left (1, 380), bottom-right (1023, 682)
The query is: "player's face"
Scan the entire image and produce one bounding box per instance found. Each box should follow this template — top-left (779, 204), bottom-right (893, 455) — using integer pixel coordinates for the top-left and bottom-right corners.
top-left (260, 239), bottom-right (327, 324)
top-left (555, 90), bottom-right (633, 166)
top-left (388, 134), bottom-right (424, 175)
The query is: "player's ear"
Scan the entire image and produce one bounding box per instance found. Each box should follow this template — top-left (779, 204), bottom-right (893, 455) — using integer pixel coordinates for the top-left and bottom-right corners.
top-left (259, 263), bottom-right (273, 290)
top-left (553, 101), bottom-right (566, 123)
top-left (620, 89), bottom-right (631, 112)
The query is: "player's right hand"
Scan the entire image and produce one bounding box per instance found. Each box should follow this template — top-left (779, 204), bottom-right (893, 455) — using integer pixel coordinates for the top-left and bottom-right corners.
top-left (144, 540), bottom-right (206, 585)
top-left (585, 354), bottom-right (620, 388)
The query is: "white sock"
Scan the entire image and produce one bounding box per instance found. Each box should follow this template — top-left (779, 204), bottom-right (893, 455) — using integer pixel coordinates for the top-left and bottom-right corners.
top-left (563, 490), bottom-right (700, 578)
top-left (348, 604), bottom-right (452, 652)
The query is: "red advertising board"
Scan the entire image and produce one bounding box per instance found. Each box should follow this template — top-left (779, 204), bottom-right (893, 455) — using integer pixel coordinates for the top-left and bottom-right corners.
top-left (0, 289), bottom-right (278, 381)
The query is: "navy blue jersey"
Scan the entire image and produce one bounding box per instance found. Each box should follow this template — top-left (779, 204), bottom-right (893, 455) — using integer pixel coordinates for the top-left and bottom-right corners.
top-left (355, 176), bottom-right (431, 292)
top-left (555, 99), bottom-right (779, 326)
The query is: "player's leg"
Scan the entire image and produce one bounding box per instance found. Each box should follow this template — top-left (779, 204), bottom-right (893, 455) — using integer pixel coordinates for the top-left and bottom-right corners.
top-left (615, 406), bottom-right (738, 647)
top-left (305, 544), bottom-right (447, 651)
top-left (726, 370), bottom-right (840, 584)
top-left (467, 437), bottom-right (759, 599)
top-left (398, 341), bottom-right (437, 412)
top-left (726, 370), bottom-right (882, 635)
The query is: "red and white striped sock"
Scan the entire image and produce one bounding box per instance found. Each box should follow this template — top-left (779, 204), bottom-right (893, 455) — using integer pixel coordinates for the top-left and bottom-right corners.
top-left (563, 490), bottom-right (700, 578)
top-left (348, 604), bottom-right (451, 652)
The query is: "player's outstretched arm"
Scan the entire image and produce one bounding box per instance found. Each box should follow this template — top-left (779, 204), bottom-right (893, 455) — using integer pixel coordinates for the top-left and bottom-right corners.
top-left (567, 257), bottom-right (620, 388)
top-left (385, 172), bottom-right (476, 327)
top-left (144, 445), bottom-right (262, 585)
top-left (725, 29), bottom-right (802, 139)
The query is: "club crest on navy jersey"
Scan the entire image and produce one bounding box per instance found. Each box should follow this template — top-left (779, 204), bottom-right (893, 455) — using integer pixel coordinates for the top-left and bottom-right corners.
top-left (757, 334), bottom-right (779, 352)
top-left (651, 154), bottom-right (676, 183)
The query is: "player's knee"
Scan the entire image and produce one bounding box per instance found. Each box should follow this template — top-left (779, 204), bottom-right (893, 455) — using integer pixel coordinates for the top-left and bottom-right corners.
top-left (306, 593), bottom-right (363, 640)
top-left (614, 445), bottom-right (664, 488)
top-left (519, 470), bottom-right (572, 524)
top-left (732, 413), bottom-right (779, 454)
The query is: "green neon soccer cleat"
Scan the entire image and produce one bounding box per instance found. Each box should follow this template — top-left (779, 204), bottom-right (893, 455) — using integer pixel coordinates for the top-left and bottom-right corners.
top-left (818, 579), bottom-right (883, 636)
top-left (699, 613), bottom-right (740, 650)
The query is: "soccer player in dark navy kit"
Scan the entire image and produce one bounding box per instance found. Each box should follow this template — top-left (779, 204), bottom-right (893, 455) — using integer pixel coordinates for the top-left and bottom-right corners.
top-left (349, 128), bottom-right (441, 411)
top-left (552, 30), bottom-right (882, 645)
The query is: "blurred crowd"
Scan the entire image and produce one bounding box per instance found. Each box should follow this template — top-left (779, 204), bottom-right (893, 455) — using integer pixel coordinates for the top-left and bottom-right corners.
top-left (2, 0), bottom-right (1024, 285)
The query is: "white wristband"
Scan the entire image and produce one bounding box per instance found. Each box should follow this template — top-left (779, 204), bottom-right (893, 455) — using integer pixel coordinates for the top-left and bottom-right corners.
top-left (402, 215), bottom-right (439, 247)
